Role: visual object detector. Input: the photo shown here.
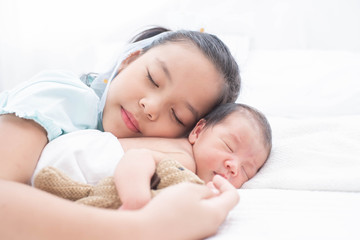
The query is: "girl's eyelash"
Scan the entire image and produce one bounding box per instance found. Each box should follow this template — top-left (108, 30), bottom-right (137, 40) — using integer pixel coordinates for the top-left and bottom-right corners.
top-left (146, 69), bottom-right (159, 88)
top-left (172, 109), bottom-right (185, 126)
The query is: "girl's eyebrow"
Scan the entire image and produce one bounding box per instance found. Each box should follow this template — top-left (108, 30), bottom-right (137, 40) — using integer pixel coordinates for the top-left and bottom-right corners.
top-left (156, 58), bottom-right (172, 82)
top-left (186, 103), bottom-right (199, 121)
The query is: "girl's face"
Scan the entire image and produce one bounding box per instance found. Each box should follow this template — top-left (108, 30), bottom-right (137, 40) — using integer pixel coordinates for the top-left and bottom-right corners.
top-left (102, 42), bottom-right (223, 138)
top-left (188, 112), bottom-right (268, 188)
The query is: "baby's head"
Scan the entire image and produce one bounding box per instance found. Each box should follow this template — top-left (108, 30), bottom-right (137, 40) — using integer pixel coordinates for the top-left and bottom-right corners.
top-left (102, 27), bottom-right (240, 139)
top-left (188, 103), bottom-right (272, 188)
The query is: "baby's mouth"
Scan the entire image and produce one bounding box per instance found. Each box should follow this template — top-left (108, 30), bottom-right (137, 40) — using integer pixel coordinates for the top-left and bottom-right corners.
top-left (214, 171), bottom-right (227, 179)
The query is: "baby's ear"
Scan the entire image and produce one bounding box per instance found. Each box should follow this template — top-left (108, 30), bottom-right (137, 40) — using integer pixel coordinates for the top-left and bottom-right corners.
top-left (188, 119), bottom-right (206, 144)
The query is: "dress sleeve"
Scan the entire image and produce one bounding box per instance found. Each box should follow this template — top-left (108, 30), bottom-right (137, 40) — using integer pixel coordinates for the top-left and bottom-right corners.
top-left (0, 70), bottom-right (100, 141)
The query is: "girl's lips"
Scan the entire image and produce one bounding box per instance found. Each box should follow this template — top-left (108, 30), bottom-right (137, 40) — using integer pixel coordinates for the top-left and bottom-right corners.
top-left (121, 107), bottom-right (140, 133)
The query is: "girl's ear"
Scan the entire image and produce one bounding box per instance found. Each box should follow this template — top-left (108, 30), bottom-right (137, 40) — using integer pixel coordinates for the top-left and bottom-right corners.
top-left (188, 119), bottom-right (207, 144)
top-left (117, 50), bottom-right (142, 73)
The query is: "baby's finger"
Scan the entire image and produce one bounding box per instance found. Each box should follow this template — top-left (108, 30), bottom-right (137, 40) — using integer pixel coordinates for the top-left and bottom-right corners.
top-left (206, 181), bottom-right (220, 195)
top-left (212, 174), bottom-right (236, 193)
top-left (205, 175), bottom-right (240, 212)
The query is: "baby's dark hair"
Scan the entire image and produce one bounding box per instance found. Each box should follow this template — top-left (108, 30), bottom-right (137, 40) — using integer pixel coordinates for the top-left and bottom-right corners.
top-left (131, 26), bottom-right (241, 105)
top-left (203, 103), bottom-right (272, 160)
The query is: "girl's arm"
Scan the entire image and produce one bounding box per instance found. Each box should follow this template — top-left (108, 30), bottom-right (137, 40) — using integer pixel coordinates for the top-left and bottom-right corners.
top-left (0, 114), bottom-right (48, 183)
top-left (0, 114), bottom-right (240, 240)
top-left (114, 148), bottom-right (157, 210)
top-left (0, 175), bottom-right (239, 240)
top-left (0, 179), bottom-right (141, 240)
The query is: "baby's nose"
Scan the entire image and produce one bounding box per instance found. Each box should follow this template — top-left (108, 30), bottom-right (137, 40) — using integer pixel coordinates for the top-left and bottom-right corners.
top-left (225, 160), bottom-right (238, 177)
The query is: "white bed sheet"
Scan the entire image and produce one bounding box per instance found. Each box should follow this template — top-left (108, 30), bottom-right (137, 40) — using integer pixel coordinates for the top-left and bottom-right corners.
top-left (208, 189), bottom-right (360, 240)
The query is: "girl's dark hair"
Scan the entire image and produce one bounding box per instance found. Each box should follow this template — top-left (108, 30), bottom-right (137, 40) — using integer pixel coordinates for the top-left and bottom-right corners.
top-left (131, 26), bottom-right (241, 106)
top-left (130, 26), bottom-right (171, 43)
top-left (204, 103), bottom-right (272, 160)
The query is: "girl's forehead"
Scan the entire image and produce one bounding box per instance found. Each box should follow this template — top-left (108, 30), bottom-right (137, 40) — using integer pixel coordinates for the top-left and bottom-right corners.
top-left (145, 41), bottom-right (201, 59)
top-left (144, 42), bottom-right (223, 85)
top-left (147, 43), bottom-right (223, 101)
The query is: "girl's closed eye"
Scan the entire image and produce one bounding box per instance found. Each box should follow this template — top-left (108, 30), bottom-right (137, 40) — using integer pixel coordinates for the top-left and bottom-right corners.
top-left (171, 108), bottom-right (185, 126)
top-left (146, 68), bottom-right (159, 88)
top-left (146, 66), bottom-right (185, 127)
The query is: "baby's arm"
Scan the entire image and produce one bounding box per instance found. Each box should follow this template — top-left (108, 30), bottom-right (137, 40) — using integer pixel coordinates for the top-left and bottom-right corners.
top-left (114, 148), bottom-right (158, 210)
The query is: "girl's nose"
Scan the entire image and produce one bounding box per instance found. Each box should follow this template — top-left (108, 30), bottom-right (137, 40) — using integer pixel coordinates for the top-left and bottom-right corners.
top-left (139, 98), bottom-right (159, 121)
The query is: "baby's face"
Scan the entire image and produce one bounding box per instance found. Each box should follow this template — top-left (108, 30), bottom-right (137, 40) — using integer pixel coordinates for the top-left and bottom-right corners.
top-left (189, 112), bottom-right (268, 188)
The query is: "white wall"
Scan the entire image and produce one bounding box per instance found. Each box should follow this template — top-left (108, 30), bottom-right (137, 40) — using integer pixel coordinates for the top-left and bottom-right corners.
top-left (1, 0), bottom-right (359, 91)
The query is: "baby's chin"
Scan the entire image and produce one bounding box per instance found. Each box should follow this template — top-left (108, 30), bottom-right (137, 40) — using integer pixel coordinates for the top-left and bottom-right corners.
top-left (199, 171), bottom-right (217, 184)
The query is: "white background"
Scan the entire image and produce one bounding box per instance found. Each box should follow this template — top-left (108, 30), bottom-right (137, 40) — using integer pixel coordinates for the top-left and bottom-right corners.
top-left (1, 0), bottom-right (359, 91)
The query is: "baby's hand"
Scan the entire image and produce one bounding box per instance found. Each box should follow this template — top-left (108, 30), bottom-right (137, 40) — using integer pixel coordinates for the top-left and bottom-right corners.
top-left (119, 194), bottom-right (151, 211)
top-left (207, 174), bottom-right (239, 200)
top-left (206, 181), bottom-right (220, 196)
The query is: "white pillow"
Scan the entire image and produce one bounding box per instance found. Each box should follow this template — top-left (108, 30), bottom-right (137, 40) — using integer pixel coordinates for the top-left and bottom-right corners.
top-left (92, 41), bottom-right (127, 73)
top-left (242, 115), bottom-right (360, 192)
top-left (217, 34), bottom-right (251, 68)
top-left (237, 50), bottom-right (360, 117)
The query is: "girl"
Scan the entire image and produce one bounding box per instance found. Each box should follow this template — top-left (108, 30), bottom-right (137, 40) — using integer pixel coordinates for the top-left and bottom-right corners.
top-left (0, 27), bottom-right (240, 240)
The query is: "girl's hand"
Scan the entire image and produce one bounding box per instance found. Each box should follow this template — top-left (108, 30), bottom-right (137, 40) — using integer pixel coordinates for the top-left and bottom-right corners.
top-left (137, 175), bottom-right (239, 240)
